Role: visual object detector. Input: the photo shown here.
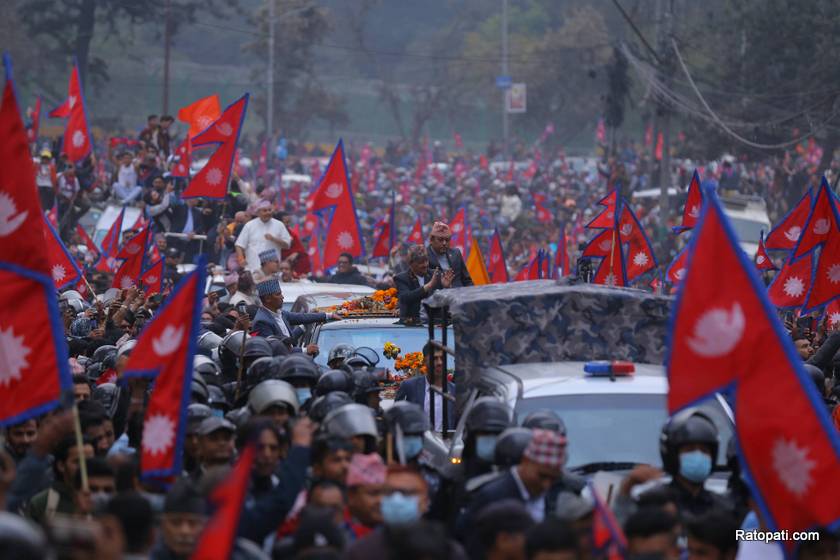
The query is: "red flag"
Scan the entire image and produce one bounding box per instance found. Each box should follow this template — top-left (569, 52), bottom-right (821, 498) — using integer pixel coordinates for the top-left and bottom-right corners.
top-left (767, 253), bottom-right (812, 309)
top-left (592, 248), bottom-right (627, 287)
top-left (307, 141), bottom-right (364, 269)
top-left (533, 193), bottom-right (551, 223)
top-left (307, 234), bottom-right (323, 276)
top-left (590, 483), bottom-right (627, 560)
top-left (140, 258), bottom-right (164, 295)
top-left (27, 97), bottom-right (40, 143)
top-left (825, 299), bottom-right (840, 330)
top-left (619, 204), bottom-right (657, 282)
top-left (76, 224), bottom-right (99, 260)
top-left (666, 245), bottom-right (689, 285)
top-left (671, 190), bottom-right (840, 543)
top-left (754, 232), bottom-right (777, 271)
top-left (449, 207), bottom-right (468, 256)
top-left (586, 190), bottom-right (618, 230)
top-left (100, 207), bottom-right (125, 260)
top-left (488, 229), bottom-right (509, 283)
top-left (117, 224), bottom-right (151, 260)
top-left (52, 63), bottom-right (92, 163)
top-left (556, 228), bottom-right (571, 277)
top-left (803, 229), bottom-right (840, 312)
top-left (177, 94), bottom-right (222, 139)
top-left (256, 140), bottom-right (268, 178)
top-left (371, 219), bottom-right (392, 258)
top-left (595, 117), bottom-right (606, 144)
top-left (302, 212), bottom-right (318, 236)
top-left (655, 132), bottom-right (663, 161)
top-left (47, 205), bottom-right (58, 228)
top-left (673, 170), bottom-right (703, 233)
top-left (170, 137), bottom-right (192, 178)
top-left (127, 264), bottom-right (204, 478)
top-left (791, 179), bottom-right (839, 260)
top-left (583, 229), bottom-right (615, 258)
top-left (112, 227), bottom-right (151, 290)
top-left (182, 95), bottom-right (249, 199)
top-left (406, 217), bottom-right (423, 245)
top-left (453, 132), bottom-right (463, 149)
top-left (514, 254), bottom-right (541, 281)
top-left (765, 189), bottom-right (812, 251)
top-left (191, 444), bottom-right (256, 560)
top-left (44, 218), bottom-right (82, 290)
top-left (644, 123), bottom-right (653, 147)
top-left (0, 55), bottom-right (73, 425)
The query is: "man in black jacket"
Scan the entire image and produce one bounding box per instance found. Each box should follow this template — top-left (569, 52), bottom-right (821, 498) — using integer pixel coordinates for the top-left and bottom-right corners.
top-left (319, 253), bottom-right (374, 286)
top-left (394, 245), bottom-right (454, 323)
top-left (426, 222), bottom-right (473, 288)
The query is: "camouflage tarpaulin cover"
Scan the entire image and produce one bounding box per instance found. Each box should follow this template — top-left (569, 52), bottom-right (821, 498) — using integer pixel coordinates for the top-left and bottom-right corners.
top-left (425, 280), bottom-right (672, 376)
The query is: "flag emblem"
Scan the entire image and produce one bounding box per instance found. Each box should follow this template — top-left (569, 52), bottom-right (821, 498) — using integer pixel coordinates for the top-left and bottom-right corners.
top-left (783, 276), bottom-right (805, 298)
top-left (0, 192), bottom-right (27, 237)
top-left (633, 252), bottom-right (649, 267)
top-left (0, 325), bottom-right (29, 386)
top-left (827, 264), bottom-right (840, 284)
top-left (337, 231), bottom-right (354, 249)
top-left (686, 303), bottom-right (745, 358)
top-left (325, 183), bottom-right (343, 198)
top-left (71, 130), bottom-right (85, 147)
top-left (206, 167), bottom-right (223, 186)
top-left (772, 438), bottom-right (816, 498)
top-left (152, 326), bottom-right (184, 357)
top-left (51, 265), bottom-right (66, 283)
top-left (216, 122), bottom-right (233, 136)
top-left (785, 226), bottom-right (802, 242)
top-left (142, 413), bottom-right (176, 456)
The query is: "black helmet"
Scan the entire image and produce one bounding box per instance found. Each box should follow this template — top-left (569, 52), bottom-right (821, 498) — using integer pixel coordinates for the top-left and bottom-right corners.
top-left (659, 408), bottom-right (719, 475)
top-left (308, 391), bottom-right (353, 423)
top-left (466, 397), bottom-right (514, 435)
top-left (315, 369), bottom-right (354, 397)
top-left (91, 383), bottom-right (120, 418)
top-left (384, 401), bottom-right (429, 435)
top-left (803, 364), bottom-right (826, 396)
top-left (91, 345), bottom-right (117, 364)
top-left (351, 371), bottom-right (382, 403)
top-left (191, 372), bottom-right (209, 404)
top-left (522, 409), bottom-right (566, 436)
top-left (350, 347), bottom-right (380, 367)
top-left (207, 385), bottom-right (231, 414)
top-left (186, 403), bottom-right (213, 434)
top-left (494, 427), bottom-right (533, 468)
top-left (85, 362), bottom-right (104, 383)
top-left (344, 355), bottom-right (372, 370)
top-left (266, 336), bottom-right (291, 357)
top-left (243, 337), bottom-right (273, 360)
top-left (194, 355), bottom-right (222, 384)
top-left (278, 355), bottom-right (319, 385)
top-left (197, 331), bottom-right (223, 353)
top-left (220, 330), bottom-right (247, 371)
top-left (247, 357), bottom-right (280, 388)
top-left (327, 343), bottom-right (354, 365)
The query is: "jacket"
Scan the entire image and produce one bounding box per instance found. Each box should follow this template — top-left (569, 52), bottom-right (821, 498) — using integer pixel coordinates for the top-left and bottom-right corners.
top-left (252, 306), bottom-right (327, 343)
top-left (426, 246), bottom-right (473, 288)
top-left (394, 376), bottom-right (457, 430)
top-left (324, 267), bottom-right (371, 286)
top-left (344, 525), bottom-right (468, 560)
top-left (393, 270), bottom-right (435, 322)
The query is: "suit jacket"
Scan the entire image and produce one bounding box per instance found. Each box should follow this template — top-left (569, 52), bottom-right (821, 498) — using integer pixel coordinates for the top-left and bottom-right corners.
top-left (252, 306), bottom-right (327, 344)
top-left (394, 270), bottom-right (434, 321)
top-left (394, 375), bottom-right (457, 430)
top-left (457, 469), bottom-right (549, 538)
top-left (426, 246), bottom-right (473, 288)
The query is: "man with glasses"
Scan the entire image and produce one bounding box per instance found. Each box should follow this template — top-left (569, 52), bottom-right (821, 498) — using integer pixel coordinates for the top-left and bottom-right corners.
top-left (426, 222), bottom-right (473, 288)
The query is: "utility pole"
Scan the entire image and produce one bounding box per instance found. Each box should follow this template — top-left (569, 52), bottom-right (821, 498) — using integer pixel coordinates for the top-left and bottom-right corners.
top-left (656, 0), bottom-right (674, 245)
top-left (501, 0), bottom-right (509, 160)
top-left (162, 0), bottom-right (171, 114)
top-left (267, 0), bottom-right (276, 147)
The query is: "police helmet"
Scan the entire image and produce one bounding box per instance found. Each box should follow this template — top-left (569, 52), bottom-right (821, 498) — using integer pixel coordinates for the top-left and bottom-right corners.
top-left (69, 317), bottom-right (93, 338)
top-left (278, 354), bottom-right (320, 385)
top-left (522, 409), bottom-right (566, 435)
top-left (246, 356), bottom-right (280, 387)
top-left (191, 372), bottom-right (209, 404)
top-left (308, 391), bottom-right (354, 423)
top-left (350, 347), bottom-right (380, 367)
top-left (494, 427), bottom-right (533, 468)
top-left (194, 355), bottom-right (222, 378)
top-left (243, 337), bottom-right (273, 360)
top-left (207, 385), bottom-right (231, 414)
top-left (197, 331), bottom-right (223, 353)
top-left (351, 371), bottom-right (383, 403)
top-left (85, 362), bottom-right (104, 383)
top-left (384, 401), bottom-right (429, 435)
top-left (265, 336), bottom-right (291, 357)
top-left (248, 379), bottom-right (300, 416)
top-left (659, 408), bottom-right (719, 475)
top-left (322, 403), bottom-right (379, 441)
top-left (220, 330), bottom-right (247, 370)
top-left (186, 403), bottom-right (214, 434)
top-left (91, 383), bottom-right (120, 418)
top-left (344, 355), bottom-right (372, 370)
top-left (466, 397), bottom-right (514, 435)
top-left (91, 345), bottom-right (117, 364)
top-left (315, 369), bottom-right (354, 396)
top-left (327, 343), bottom-right (354, 366)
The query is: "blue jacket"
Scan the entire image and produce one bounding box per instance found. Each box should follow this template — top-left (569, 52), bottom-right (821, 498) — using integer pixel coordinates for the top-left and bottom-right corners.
top-left (394, 375), bottom-right (457, 429)
top-left (252, 306), bottom-right (327, 343)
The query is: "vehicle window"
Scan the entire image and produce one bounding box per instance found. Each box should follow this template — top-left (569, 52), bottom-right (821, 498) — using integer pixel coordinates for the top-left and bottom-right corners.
top-left (726, 217), bottom-right (767, 243)
top-left (515, 394), bottom-right (732, 470)
top-left (314, 326), bottom-right (455, 370)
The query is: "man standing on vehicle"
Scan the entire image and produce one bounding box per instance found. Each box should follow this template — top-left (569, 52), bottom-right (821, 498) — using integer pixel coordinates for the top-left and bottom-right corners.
top-left (426, 222), bottom-right (473, 288)
top-left (394, 245), bottom-right (453, 324)
top-left (394, 341), bottom-right (456, 431)
top-left (235, 200), bottom-right (291, 273)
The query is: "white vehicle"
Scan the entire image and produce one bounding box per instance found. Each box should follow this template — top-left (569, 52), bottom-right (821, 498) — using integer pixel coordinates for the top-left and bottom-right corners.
top-left (281, 174), bottom-right (312, 188)
top-left (278, 282), bottom-right (373, 313)
top-left (92, 205), bottom-right (144, 247)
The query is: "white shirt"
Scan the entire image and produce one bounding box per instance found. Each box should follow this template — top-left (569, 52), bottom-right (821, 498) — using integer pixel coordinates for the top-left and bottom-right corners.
top-left (117, 163), bottom-right (137, 188)
top-left (511, 466), bottom-right (545, 521)
top-left (264, 306), bottom-right (291, 337)
top-left (422, 377), bottom-right (444, 432)
top-left (235, 218), bottom-right (292, 272)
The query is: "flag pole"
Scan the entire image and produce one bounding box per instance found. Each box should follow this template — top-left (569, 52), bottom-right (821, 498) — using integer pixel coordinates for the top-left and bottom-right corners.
top-left (607, 227), bottom-right (617, 287)
top-left (71, 402), bottom-right (89, 491)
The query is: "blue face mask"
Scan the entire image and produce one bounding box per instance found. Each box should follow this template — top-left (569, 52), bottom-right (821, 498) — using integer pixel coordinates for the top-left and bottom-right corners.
top-left (295, 387), bottom-right (312, 406)
top-left (380, 492), bottom-right (421, 526)
top-left (475, 435), bottom-right (498, 462)
top-left (402, 435), bottom-right (423, 459)
top-left (679, 450), bottom-right (712, 483)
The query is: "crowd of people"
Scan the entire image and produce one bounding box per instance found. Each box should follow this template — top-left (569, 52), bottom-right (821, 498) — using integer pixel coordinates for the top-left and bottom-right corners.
top-left (5, 111), bottom-right (840, 560)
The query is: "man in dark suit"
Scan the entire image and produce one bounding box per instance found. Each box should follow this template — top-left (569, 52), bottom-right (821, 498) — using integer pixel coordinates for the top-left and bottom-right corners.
top-left (394, 341), bottom-right (457, 430)
top-left (394, 244), bottom-right (454, 323)
top-left (252, 278), bottom-right (344, 351)
top-left (459, 429), bottom-right (566, 530)
top-left (426, 221), bottom-right (473, 288)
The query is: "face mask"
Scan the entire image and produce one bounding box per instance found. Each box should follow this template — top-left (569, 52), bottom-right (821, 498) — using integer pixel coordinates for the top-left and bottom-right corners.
top-left (679, 450), bottom-right (712, 483)
top-left (91, 492), bottom-right (112, 511)
top-left (402, 435), bottom-right (423, 459)
top-left (475, 435), bottom-right (497, 462)
top-left (295, 387), bottom-right (312, 406)
top-left (380, 492), bottom-right (420, 526)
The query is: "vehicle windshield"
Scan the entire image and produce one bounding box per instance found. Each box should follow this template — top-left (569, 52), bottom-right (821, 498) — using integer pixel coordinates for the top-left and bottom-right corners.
top-left (515, 393), bottom-right (732, 470)
top-left (314, 325), bottom-right (455, 371)
top-left (727, 216), bottom-right (767, 243)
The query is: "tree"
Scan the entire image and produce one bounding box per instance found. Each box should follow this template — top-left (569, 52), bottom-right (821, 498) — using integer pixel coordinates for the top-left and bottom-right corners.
top-left (244, 0), bottom-right (347, 138)
top-left (17, 0), bottom-right (235, 87)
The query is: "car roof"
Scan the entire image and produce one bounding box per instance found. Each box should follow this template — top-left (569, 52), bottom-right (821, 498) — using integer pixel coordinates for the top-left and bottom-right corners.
top-left (478, 361), bottom-right (667, 400)
top-left (281, 283), bottom-right (374, 298)
top-left (319, 317), bottom-right (414, 329)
